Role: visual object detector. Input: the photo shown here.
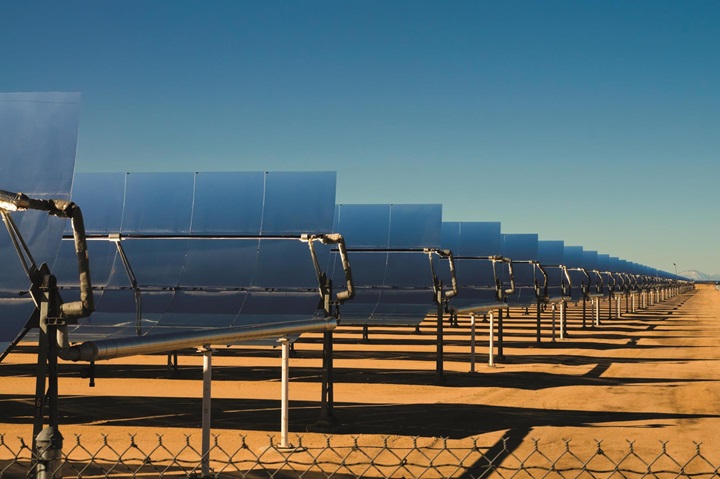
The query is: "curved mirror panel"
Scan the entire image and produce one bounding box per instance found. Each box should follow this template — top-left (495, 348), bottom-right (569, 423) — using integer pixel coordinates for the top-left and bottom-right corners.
top-left (70, 173), bottom-right (125, 234)
top-left (261, 171), bottom-right (336, 235)
top-left (597, 254), bottom-right (611, 271)
top-left (252, 240), bottom-right (320, 288)
top-left (54, 239), bottom-right (116, 289)
top-left (0, 92), bottom-right (80, 358)
top-left (0, 92), bottom-right (79, 199)
top-left (384, 252), bottom-right (432, 287)
top-left (502, 234), bottom-right (538, 260)
top-left (107, 240), bottom-right (188, 288)
top-left (191, 172), bottom-right (264, 234)
top-left (331, 251), bottom-right (387, 286)
top-left (180, 240), bottom-right (258, 288)
top-left (564, 246), bottom-right (584, 268)
top-left (582, 250), bottom-right (598, 270)
top-left (538, 240), bottom-right (564, 265)
top-left (458, 222), bottom-right (502, 256)
top-left (122, 172), bottom-right (194, 234)
top-left (388, 204), bottom-right (442, 249)
top-left (334, 204), bottom-right (391, 248)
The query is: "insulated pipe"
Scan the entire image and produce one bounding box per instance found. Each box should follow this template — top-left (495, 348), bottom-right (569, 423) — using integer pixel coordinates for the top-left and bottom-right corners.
top-left (0, 191), bottom-right (95, 319)
top-left (60, 318), bottom-right (337, 362)
top-left (307, 233), bottom-right (354, 303)
top-left (426, 248), bottom-right (459, 300)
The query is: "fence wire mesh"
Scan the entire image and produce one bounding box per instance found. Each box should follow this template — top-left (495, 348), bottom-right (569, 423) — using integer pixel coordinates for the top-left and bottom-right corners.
top-left (2, 433), bottom-right (719, 479)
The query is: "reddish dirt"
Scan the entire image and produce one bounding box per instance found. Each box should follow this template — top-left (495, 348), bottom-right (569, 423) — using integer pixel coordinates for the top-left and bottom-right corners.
top-left (1, 285), bottom-right (718, 466)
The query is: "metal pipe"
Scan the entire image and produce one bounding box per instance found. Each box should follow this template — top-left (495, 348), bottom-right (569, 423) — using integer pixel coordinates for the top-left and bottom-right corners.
top-left (306, 233), bottom-right (354, 303)
top-left (60, 318), bottom-right (337, 362)
top-left (0, 191), bottom-right (95, 320)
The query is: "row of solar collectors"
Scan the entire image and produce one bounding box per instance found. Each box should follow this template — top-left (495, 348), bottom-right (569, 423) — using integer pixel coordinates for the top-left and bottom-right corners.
top-left (28, 173), bottom-right (671, 340)
top-left (6, 172), bottom-right (452, 341)
top-left (0, 93), bottom-right (681, 355)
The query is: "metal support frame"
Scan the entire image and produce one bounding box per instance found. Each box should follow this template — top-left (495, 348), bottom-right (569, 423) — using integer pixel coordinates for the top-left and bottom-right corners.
top-left (1, 191), bottom-right (95, 479)
top-left (427, 248), bottom-right (458, 381)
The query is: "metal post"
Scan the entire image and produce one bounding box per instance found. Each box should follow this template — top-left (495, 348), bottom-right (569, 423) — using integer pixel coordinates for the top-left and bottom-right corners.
top-left (595, 298), bottom-right (600, 327)
top-left (560, 301), bottom-right (566, 340)
top-left (200, 345), bottom-right (212, 477)
top-left (582, 297), bottom-right (587, 328)
top-left (626, 293), bottom-right (629, 313)
top-left (32, 321), bottom-right (49, 452)
top-left (469, 313), bottom-right (476, 373)
top-left (318, 330), bottom-right (335, 427)
top-left (551, 303), bottom-right (556, 342)
top-left (536, 297), bottom-right (542, 345)
top-left (279, 337), bottom-right (290, 449)
top-left (36, 274), bottom-right (64, 479)
top-left (488, 311), bottom-right (495, 367)
top-left (497, 308), bottom-right (504, 360)
top-left (436, 285), bottom-right (444, 380)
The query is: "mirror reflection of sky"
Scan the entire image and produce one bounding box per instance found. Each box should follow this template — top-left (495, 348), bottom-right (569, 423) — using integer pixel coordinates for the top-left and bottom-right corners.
top-left (2, 1), bottom-right (718, 274)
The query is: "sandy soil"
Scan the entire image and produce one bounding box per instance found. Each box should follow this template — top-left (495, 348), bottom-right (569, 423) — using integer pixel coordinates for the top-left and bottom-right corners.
top-left (1, 284), bottom-right (718, 467)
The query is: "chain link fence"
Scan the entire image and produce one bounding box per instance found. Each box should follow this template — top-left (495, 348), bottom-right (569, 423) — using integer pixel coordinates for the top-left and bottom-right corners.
top-left (2, 432), bottom-right (719, 478)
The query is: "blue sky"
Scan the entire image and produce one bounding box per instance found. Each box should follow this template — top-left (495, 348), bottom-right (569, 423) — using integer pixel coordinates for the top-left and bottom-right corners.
top-left (2, 1), bottom-right (718, 275)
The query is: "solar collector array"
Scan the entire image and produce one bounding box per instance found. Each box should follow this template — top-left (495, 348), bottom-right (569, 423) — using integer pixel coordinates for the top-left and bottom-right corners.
top-left (54, 171), bottom-right (338, 341)
top-left (328, 203), bottom-right (444, 326)
top-left (440, 221), bottom-right (506, 314)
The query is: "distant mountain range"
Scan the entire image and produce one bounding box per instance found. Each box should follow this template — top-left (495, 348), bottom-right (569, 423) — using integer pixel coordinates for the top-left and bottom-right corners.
top-left (679, 270), bottom-right (720, 282)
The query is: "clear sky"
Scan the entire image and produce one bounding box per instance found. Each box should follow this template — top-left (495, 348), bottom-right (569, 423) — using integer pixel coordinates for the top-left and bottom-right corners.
top-left (2, 1), bottom-right (718, 275)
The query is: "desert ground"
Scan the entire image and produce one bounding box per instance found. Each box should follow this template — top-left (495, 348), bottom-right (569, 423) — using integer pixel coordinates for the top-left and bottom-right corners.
top-left (1, 284), bottom-right (719, 475)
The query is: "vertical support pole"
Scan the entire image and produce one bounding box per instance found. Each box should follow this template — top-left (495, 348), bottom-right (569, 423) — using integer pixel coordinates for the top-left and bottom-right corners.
top-left (316, 273), bottom-right (336, 429)
top-left (608, 295), bottom-right (613, 320)
top-left (279, 337), bottom-right (290, 449)
top-left (497, 308), bottom-right (504, 360)
top-left (594, 298), bottom-right (600, 327)
top-left (319, 329), bottom-right (335, 426)
top-left (436, 285), bottom-right (444, 380)
top-left (469, 313), bottom-right (476, 373)
top-left (582, 296), bottom-right (587, 328)
top-left (201, 345), bottom-right (212, 477)
top-left (536, 297), bottom-right (542, 345)
top-left (626, 293), bottom-right (629, 313)
top-left (33, 322), bottom-right (49, 452)
top-left (35, 271), bottom-right (64, 479)
top-left (560, 301), bottom-right (566, 340)
top-left (551, 303), bottom-right (556, 342)
top-left (488, 311), bottom-right (495, 367)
